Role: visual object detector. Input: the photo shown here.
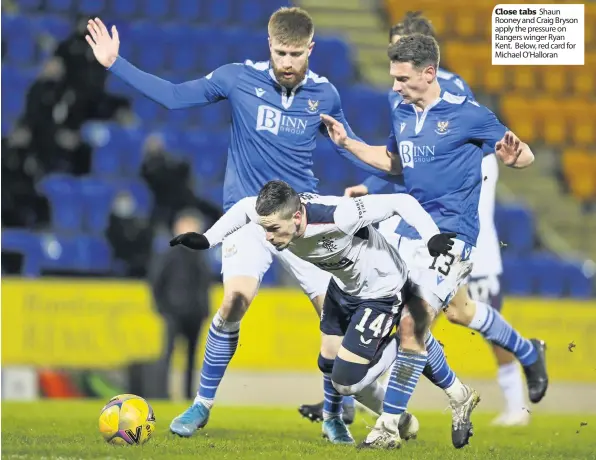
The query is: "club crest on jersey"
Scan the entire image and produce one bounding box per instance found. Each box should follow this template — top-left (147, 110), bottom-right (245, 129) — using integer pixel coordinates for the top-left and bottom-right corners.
top-left (435, 121), bottom-right (449, 135)
top-left (256, 105), bottom-right (307, 136)
top-left (319, 236), bottom-right (337, 252)
top-left (306, 99), bottom-right (319, 113)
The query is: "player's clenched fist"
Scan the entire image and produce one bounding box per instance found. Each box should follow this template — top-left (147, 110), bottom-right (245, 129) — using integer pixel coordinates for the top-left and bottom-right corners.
top-left (320, 114), bottom-right (348, 147)
top-left (85, 18), bottom-right (120, 69)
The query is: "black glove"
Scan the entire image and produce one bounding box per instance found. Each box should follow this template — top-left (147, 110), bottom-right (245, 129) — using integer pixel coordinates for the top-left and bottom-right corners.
top-left (427, 232), bottom-right (457, 257)
top-left (169, 232), bottom-right (210, 250)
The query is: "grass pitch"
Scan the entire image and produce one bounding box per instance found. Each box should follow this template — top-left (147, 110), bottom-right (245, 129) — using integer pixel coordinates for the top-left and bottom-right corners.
top-left (2, 401), bottom-right (596, 459)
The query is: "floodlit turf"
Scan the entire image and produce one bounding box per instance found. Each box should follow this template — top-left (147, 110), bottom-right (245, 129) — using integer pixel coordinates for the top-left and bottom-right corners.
top-left (2, 401), bottom-right (596, 459)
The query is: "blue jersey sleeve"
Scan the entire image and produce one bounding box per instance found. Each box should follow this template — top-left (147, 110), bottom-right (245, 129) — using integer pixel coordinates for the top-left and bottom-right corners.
top-left (467, 102), bottom-right (508, 150)
top-left (321, 84), bottom-right (399, 182)
top-left (109, 57), bottom-right (240, 109)
top-left (362, 175), bottom-right (392, 194)
top-left (386, 127), bottom-right (397, 154)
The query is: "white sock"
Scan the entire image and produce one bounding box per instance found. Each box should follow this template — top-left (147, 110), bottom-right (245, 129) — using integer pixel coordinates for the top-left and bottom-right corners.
top-left (498, 362), bottom-right (526, 413)
top-left (194, 396), bottom-right (214, 409)
top-left (444, 377), bottom-right (468, 403)
top-left (354, 381), bottom-right (385, 416)
top-left (468, 301), bottom-right (489, 329)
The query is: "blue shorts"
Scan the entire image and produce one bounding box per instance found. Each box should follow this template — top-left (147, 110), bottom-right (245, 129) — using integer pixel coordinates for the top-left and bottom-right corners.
top-left (467, 275), bottom-right (503, 311)
top-left (320, 278), bottom-right (406, 361)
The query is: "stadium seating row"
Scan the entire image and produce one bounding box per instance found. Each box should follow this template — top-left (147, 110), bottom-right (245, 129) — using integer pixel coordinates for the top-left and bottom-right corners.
top-left (500, 95), bottom-right (596, 147)
top-left (2, 14), bottom-right (354, 86)
top-left (443, 43), bottom-right (596, 98)
top-left (14, 0), bottom-right (289, 25)
top-left (385, 0), bottom-right (596, 47)
top-left (561, 149), bottom-right (596, 201)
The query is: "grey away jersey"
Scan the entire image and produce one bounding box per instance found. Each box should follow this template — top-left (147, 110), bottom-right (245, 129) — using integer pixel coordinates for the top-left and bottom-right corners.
top-left (203, 193), bottom-right (440, 298)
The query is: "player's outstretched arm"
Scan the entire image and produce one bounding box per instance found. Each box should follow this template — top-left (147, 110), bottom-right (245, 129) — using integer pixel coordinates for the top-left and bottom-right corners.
top-left (170, 197), bottom-right (257, 250)
top-left (85, 18), bottom-right (236, 110)
top-left (495, 131), bottom-right (534, 169)
top-left (320, 114), bottom-right (400, 173)
top-left (335, 194), bottom-right (453, 256)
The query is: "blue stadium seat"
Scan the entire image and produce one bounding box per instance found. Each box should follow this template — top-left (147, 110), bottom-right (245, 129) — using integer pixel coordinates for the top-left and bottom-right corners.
top-left (144, 0), bottom-right (171, 21)
top-left (45, 0), bottom-right (73, 13)
top-left (106, 73), bottom-right (133, 96)
top-left (310, 37), bottom-right (353, 87)
top-left (200, 185), bottom-right (224, 208)
top-left (92, 144), bottom-right (122, 177)
top-left (1, 229), bottom-right (42, 277)
top-left (132, 95), bottom-right (162, 125)
top-left (109, 0), bottom-right (140, 18)
top-left (37, 174), bottom-right (83, 233)
top-left (206, 0), bottom-right (232, 24)
top-left (39, 234), bottom-right (81, 272)
top-left (130, 22), bottom-right (167, 72)
top-left (32, 15), bottom-right (72, 42)
top-left (531, 253), bottom-right (566, 298)
top-left (78, 177), bottom-right (117, 234)
top-left (173, 0), bottom-right (202, 22)
top-left (77, 0), bottom-right (106, 16)
top-left (502, 255), bottom-right (532, 296)
top-left (15, 0), bottom-right (43, 10)
top-left (495, 203), bottom-right (534, 254)
top-left (193, 27), bottom-right (230, 71)
top-left (237, 0), bottom-right (267, 27)
top-left (77, 235), bottom-right (113, 272)
top-left (166, 25), bottom-right (200, 73)
top-left (564, 261), bottom-right (594, 298)
top-left (3, 15), bottom-right (36, 65)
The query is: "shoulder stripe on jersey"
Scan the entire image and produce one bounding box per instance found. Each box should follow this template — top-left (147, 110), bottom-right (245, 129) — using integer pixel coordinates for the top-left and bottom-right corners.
top-left (442, 92), bottom-right (467, 105)
top-left (307, 70), bottom-right (329, 84)
top-left (305, 203), bottom-right (336, 224)
top-left (244, 60), bottom-right (269, 70)
top-left (436, 68), bottom-right (455, 80)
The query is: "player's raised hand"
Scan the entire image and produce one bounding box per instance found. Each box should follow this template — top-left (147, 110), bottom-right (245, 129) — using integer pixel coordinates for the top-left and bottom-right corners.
top-left (495, 131), bottom-right (523, 166)
top-left (85, 18), bottom-right (120, 69)
top-left (320, 114), bottom-right (348, 147)
top-left (344, 184), bottom-right (369, 197)
top-left (170, 232), bottom-right (210, 250)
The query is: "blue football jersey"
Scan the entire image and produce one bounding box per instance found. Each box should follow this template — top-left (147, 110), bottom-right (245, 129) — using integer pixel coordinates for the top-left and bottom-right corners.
top-left (109, 58), bottom-right (396, 211)
top-left (363, 67), bottom-right (476, 196)
top-left (386, 92), bottom-right (508, 246)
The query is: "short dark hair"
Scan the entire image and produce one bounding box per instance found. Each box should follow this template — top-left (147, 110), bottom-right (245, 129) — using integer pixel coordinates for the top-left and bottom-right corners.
top-left (389, 11), bottom-right (436, 42)
top-left (387, 34), bottom-right (440, 70)
top-left (256, 180), bottom-right (301, 218)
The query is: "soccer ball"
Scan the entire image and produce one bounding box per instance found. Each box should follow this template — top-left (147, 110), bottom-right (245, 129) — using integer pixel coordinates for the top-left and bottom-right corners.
top-left (98, 394), bottom-right (155, 445)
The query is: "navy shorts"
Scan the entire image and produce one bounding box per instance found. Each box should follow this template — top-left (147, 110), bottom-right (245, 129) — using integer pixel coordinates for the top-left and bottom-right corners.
top-left (320, 278), bottom-right (407, 361)
top-left (467, 275), bottom-right (503, 311)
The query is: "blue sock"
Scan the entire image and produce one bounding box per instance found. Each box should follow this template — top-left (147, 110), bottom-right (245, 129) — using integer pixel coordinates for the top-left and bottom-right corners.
top-left (323, 374), bottom-right (343, 419)
top-left (423, 333), bottom-right (456, 389)
top-left (343, 396), bottom-right (355, 409)
top-left (383, 349), bottom-right (427, 415)
top-left (469, 302), bottom-right (537, 367)
top-left (196, 313), bottom-right (240, 407)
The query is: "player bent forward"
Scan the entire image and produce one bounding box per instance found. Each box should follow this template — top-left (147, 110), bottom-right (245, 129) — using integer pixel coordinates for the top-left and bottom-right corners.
top-left (171, 180), bottom-right (477, 448)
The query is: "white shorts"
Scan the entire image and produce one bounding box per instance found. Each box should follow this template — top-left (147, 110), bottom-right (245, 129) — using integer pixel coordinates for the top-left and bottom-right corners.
top-left (221, 222), bottom-right (331, 300)
top-left (396, 236), bottom-right (475, 312)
